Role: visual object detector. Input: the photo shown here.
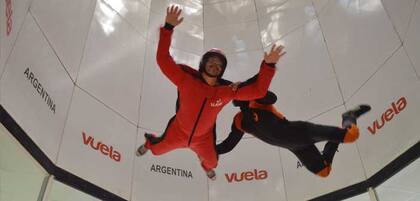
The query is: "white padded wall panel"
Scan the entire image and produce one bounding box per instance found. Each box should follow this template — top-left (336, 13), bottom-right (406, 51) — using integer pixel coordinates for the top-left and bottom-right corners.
top-left (0, 14), bottom-right (74, 161)
top-left (57, 87), bottom-right (137, 199)
top-left (348, 47), bottom-right (420, 178)
top-left (30, 0), bottom-right (96, 81)
top-left (316, 0), bottom-right (401, 101)
top-left (0, 0), bottom-right (32, 78)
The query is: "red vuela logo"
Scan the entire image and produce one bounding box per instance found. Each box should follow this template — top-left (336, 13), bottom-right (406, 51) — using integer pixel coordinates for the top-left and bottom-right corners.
top-left (367, 96), bottom-right (407, 135)
top-left (5, 0), bottom-right (12, 36)
top-left (82, 132), bottom-right (121, 162)
top-left (224, 169), bottom-right (268, 183)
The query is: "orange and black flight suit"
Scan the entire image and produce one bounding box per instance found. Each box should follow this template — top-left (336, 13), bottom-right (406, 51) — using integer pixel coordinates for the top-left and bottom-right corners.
top-left (144, 24), bottom-right (276, 172)
top-left (216, 90), bottom-right (352, 177)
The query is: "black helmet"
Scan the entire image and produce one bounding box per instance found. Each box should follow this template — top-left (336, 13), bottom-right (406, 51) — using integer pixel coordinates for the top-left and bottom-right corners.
top-left (255, 91), bottom-right (277, 105)
top-left (233, 91), bottom-right (277, 108)
top-left (199, 48), bottom-right (227, 78)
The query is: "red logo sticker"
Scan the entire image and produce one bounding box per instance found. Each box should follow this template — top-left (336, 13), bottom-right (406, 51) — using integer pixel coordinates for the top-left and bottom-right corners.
top-left (224, 169), bottom-right (268, 183)
top-left (5, 0), bottom-right (12, 36)
top-left (367, 96), bottom-right (407, 135)
top-left (82, 132), bottom-right (121, 162)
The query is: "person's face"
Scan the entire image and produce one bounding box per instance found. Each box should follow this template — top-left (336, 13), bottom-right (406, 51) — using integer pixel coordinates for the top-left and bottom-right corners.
top-left (204, 56), bottom-right (223, 77)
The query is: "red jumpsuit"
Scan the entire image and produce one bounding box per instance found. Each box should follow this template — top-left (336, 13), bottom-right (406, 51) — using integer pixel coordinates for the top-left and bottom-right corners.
top-left (145, 27), bottom-right (276, 171)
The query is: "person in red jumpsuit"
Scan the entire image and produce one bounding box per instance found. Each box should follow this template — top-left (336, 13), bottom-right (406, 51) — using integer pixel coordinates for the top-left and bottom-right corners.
top-left (136, 5), bottom-right (286, 180)
top-left (216, 90), bottom-right (371, 177)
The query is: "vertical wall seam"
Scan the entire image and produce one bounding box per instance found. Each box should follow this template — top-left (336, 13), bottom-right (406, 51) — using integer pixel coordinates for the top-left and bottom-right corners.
top-left (52, 0), bottom-right (97, 164)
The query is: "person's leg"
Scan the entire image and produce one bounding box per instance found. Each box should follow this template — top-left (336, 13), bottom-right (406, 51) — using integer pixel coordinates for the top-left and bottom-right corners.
top-left (340, 104), bottom-right (372, 142)
top-left (342, 105), bottom-right (371, 128)
top-left (137, 119), bottom-right (186, 156)
top-left (318, 105), bottom-right (372, 164)
top-left (289, 121), bottom-right (347, 143)
top-left (322, 142), bottom-right (339, 165)
top-left (292, 145), bottom-right (331, 178)
top-left (300, 123), bottom-right (342, 166)
top-left (190, 133), bottom-right (218, 180)
top-left (288, 105), bottom-right (371, 144)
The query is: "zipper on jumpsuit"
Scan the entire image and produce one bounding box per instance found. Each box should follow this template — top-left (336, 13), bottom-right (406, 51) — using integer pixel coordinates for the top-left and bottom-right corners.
top-left (188, 98), bottom-right (207, 146)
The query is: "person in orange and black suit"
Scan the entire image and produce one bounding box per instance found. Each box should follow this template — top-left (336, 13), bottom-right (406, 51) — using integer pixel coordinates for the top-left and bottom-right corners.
top-left (216, 89), bottom-right (370, 177)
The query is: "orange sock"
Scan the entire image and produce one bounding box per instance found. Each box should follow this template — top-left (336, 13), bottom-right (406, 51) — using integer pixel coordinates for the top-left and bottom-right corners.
top-left (343, 124), bottom-right (359, 143)
top-left (317, 164), bottom-right (331, 178)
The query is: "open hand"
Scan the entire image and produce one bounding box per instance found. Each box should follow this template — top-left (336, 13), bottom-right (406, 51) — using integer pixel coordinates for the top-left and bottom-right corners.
top-left (264, 44), bottom-right (286, 64)
top-left (166, 5), bottom-right (184, 27)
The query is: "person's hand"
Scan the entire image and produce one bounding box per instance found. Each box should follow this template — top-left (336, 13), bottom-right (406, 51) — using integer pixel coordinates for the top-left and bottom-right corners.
top-left (264, 44), bottom-right (286, 64)
top-left (166, 5), bottom-right (184, 27)
top-left (229, 82), bottom-right (241, 91)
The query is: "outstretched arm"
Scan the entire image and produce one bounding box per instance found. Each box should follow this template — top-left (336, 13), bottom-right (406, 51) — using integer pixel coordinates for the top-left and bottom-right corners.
top-left (233, 45), bottom-right (286, 100)
top-left (156, 5), bottom-right (188, 86)
top-left (216, 113), bottom-right (245, 155)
